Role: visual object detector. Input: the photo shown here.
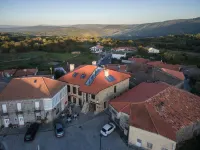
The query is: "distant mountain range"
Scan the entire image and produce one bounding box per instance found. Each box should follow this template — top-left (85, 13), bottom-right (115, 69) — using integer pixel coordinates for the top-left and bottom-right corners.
top-left (0, 17), bottom-right (200, 39)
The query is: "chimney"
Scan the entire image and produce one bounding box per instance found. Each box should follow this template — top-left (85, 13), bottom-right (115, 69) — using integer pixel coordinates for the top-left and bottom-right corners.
top-left (92, 61), bottom-right (96, 66)
top-left (104, 69), bottom-right (109, 77)
top-left (118, 65), bottom-right (120, 70)
top-left (70, 64), bottom-right (75, 72)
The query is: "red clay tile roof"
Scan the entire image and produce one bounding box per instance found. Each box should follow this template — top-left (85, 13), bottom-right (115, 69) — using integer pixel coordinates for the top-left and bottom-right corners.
top-left (110, 82), bottom-right (200, 141)
top-left (0, 77), bottom-right (66, 101)
top-left (130, 103), bottom-right (177, 141)
top-left (13, 69), bottom-right (38, 77)
top-left (161, 68), bottom-right (184, 80)
top-left (109, 82), bottom-right (169, 115)
top-left (147, 61), bottom-right (180, 71)
top-left (59, 65), bottom-right (131, 94)
top-left (128, 57), bottom-right (150, 64)
top-left (0, 69), bottom-right (38, 78)
top-left (129, 86), bottom-right (200, 141)
top-left (0, 69), bottom-right (17, 77)
top-left (105, 64), bottom-right (131, 75)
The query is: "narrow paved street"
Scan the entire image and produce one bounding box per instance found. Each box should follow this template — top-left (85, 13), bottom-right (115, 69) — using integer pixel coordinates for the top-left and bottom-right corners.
top-left (0, 113), bottom-right (133, 150)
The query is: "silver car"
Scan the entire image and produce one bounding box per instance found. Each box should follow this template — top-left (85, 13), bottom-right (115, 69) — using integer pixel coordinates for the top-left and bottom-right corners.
top-left (54, 123), bottom-right (64, 137)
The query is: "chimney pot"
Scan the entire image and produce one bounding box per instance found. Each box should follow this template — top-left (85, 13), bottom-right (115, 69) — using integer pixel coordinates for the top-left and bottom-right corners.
top-left (70, 64), bottom-right (75, 72)
top-left (104, 69), bottom-right (109, 77)
top-left (92, 61), bottom-right (97, 66)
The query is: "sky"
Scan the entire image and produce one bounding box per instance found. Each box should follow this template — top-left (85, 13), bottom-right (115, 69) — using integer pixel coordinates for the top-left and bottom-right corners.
top-left (0, 0), bottom-right (200, 25)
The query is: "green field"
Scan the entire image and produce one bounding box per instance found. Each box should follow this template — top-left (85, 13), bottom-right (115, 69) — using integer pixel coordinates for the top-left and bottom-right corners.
top-left (0, 51), bottom-right (98, 71)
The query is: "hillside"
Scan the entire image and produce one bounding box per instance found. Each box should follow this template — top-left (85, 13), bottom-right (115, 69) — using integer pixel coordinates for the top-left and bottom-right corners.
top-left (0, 17), bottom-right (200, 38)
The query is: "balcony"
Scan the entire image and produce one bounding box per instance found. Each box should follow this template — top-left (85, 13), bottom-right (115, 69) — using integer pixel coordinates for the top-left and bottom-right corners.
top-left (34, 109), bottom-right (41, 113)
top-left (16, 111), bottom-right (23, 115)
top-left (0, 111), bottom-right (8, 116)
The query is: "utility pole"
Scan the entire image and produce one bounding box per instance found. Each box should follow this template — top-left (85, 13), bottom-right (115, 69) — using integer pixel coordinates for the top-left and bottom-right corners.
top-left (100, 134), bottom-right (102, 150)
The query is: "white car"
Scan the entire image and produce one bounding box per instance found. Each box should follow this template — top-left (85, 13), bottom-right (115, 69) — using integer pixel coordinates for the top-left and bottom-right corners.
top-left (100, 122), bottom-right (116, 136)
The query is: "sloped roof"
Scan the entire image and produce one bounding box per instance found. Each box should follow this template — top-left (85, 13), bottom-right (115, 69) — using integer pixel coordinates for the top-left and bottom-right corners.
top-left (128, 57), bottom-right (150, 64)
top-left (105, 64), bottom-right (131, 75)
top-left (130, 86), bottom-right (200, 141)
top-left (109, 82), bottom-right (169, 115)
top-left (110, 82), bottom-right (200, 141)
top-left (59, 65), bottom-right (130, 94)
top-left (0, 77), bottom-right (66, 101)
top-left (147, 61), bottom-right (180, 71)
top-left (161, 68), bottom-right (184, 80)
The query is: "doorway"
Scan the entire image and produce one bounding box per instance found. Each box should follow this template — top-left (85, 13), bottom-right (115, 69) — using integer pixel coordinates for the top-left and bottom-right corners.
top-left (18, 116), bottom-right (25, 125)
top-left (3, 118), bottom-right (10, 127)
top-left (89, 103), bottom-right (96, 112)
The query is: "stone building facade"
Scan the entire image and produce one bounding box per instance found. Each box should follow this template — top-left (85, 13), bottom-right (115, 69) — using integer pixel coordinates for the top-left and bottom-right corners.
top-left (59, 65), bottom-right (130, 114)
top-left (0, 77), bottom-right (68, 127)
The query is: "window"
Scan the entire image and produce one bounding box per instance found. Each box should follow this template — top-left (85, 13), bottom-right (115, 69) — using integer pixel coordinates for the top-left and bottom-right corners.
top-left (17, 103), bottom-right (22, 111)
top-left (56, 108), bottom-right (59, 115)
top-left (78, 90), bottom-right (82, 96)
top-left (108, 127), bottom-right (112, 131)
top-left (73, 97), bottom-right (76, 104)
top-left (80, 74), bottom-right (86, 79)
top-left (147, 142), bottom-right (153, 149)
top-left (72, 72), bottom-right (78, 77)
top-left (86, 93), bottom-right (88, 102)
top-left (67, 85), bottom-right (70, 92)
top-left (35, 102), bottom-right (40, 110)
top-left (104, 102), bottom-right (107, 108)
top-left (137, 139), bottom-right (142, 143)
top-left (114, 86), bottom-right (116, 93)
top-left (105, 75), bottom-right (116, 82)
top-left (2, 104), bottom-right (7, 113)
top-left (73, 87), bottom-right (77, 94)
top-left (161, 148), bottom-right (168, 150)
top-left (79, 99), bottom-right (82, 106)
top-left (68, 96), bottom-right (71, 103)
top-left (36, 116), bottom-right (41, 120)
top-left (91, 94), bottom-right (95, 99)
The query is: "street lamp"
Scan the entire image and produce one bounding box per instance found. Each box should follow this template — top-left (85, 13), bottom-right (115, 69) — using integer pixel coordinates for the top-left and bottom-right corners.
top-left (100, 134), bottom-right (102, 150)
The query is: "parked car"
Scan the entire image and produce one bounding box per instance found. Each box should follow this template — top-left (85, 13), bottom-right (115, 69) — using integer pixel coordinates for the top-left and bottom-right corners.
top-left (54, 122), bottom-right (64, 137)
top-left (100, 122), bottom-right (116, 136)
top-left (24, 123), bottom-right (39, 142)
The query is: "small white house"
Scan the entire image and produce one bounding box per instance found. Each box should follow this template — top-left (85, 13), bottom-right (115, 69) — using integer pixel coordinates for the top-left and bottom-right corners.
top-left (112, 53), bottom-right (126, 60)
top-left (90, 45), bottom-right (103, 54)
top-left (147, 47), bottom-right (160, 54)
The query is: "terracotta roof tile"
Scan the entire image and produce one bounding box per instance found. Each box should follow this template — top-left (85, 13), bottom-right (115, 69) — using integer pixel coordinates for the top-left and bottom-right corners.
top-left (129, 86), bottom-right (200, 141)
top-left (13, 69), bottom-right (38, 77)
top-left (0, 77), bottom-right (66, 101)
top-left (105, 64), bottom-right (131, 75)
top-left (109, 82), bottom-right (169, 114)
top-left (128, 57), bottom-right (150, 64)
top-left (59, 65), bottom-right (130, 94)
top-left (161, 68), bottom-right (184, 80)
top-left (147, 61), bottom-right (180, 71)
top-left (110, 82), bottom-right (200, 141)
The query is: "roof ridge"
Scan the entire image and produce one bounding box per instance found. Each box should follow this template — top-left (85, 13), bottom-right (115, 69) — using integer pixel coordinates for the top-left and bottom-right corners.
top-left (42, 77), bottom-right (52, 97)
top-left (144, 104), bottom-right (159, 134)
top-left (120, 103), bottom-right (131, 112)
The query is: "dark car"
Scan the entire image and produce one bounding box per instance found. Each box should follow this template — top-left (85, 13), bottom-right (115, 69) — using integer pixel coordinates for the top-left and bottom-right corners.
top-left (54, 122), bottom-right (64, 137)
top-left (24, 123), bottom-right (39, 142)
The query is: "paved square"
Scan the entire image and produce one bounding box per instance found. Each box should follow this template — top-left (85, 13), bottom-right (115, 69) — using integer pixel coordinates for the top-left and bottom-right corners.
top-left (0, 113), bottom-right (133, 150)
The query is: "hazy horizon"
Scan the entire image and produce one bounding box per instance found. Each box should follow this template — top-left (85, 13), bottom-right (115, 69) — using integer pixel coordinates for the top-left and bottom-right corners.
top-left (0, 0), bottom-right (200, 26)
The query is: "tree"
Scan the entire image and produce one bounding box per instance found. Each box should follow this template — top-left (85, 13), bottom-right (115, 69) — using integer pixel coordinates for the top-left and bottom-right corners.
top-left (54, 70), bottom-right (65, 79)
top-left (128, 40), bottom-right (133, 45)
